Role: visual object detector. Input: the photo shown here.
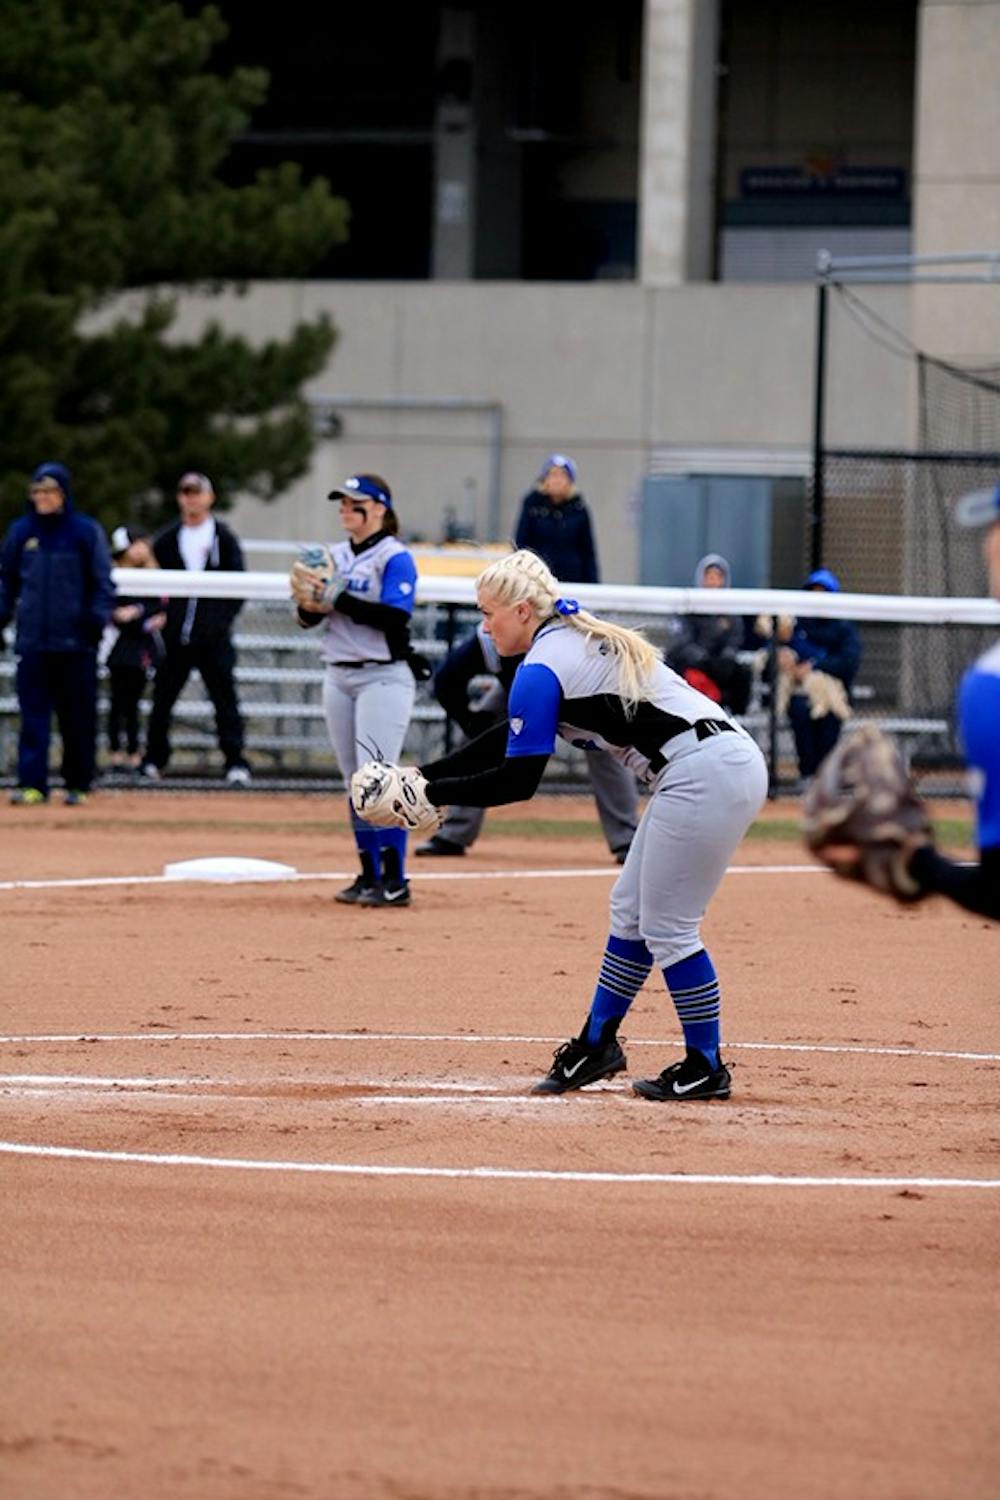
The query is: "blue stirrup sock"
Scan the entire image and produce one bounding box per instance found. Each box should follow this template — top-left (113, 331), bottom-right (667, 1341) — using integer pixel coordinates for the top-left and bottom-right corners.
top-left (664, 948), bottom-right (721, 1070)
top-left (585, 935), bottom-right (654, 1045)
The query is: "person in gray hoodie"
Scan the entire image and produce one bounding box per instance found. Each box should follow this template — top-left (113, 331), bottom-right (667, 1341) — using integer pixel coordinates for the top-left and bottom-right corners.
top-left (663, 554), bottom-right (752, 715)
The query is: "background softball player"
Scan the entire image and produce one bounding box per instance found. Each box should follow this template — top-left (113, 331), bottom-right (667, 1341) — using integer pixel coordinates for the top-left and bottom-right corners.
top-left (354, 549), bottom-right (769, 1098)
top-left (293, 474), bottom-right (421, 908)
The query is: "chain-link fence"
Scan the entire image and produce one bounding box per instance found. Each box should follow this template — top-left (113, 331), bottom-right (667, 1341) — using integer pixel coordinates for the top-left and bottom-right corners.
top-left (3, 592), bottom-right (988, 797)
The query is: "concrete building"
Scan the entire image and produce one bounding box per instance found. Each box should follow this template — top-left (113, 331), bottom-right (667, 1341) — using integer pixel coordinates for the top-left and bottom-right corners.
top-left (181, 0), bottom-right (999, 585)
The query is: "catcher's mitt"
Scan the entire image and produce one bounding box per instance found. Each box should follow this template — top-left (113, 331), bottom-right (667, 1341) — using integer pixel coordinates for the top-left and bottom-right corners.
top-left (350, 759), bottom-right (444, 834)
top-left (290, 545), bottom-right (344, 612)
top-left (801, 724), bottom-right (933, 903)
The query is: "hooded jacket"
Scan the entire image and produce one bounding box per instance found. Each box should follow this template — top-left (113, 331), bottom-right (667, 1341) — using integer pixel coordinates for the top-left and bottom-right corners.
top-left (0, 463), bottom-right (114, 654)
top-left (513, 489), bottom-right (599, 583)
top-left (790, 570), bottom-right (862, 689)
top-left (664, 553), bottom-right (744, 669)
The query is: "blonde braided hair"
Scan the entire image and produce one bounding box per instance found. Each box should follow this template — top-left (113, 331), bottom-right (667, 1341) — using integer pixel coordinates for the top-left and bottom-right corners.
top-left (476, 549), bottom-right (658, 715)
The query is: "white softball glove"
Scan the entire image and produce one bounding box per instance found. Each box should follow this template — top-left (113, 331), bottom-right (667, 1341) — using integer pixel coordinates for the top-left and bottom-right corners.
top-left (290, 545), bottom-right (345, 612)
top-left (350, 760), bottom-right (444, 833)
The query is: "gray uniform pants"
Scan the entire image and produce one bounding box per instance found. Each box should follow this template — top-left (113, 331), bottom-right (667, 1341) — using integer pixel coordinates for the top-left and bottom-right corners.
top-left (322, 660), bottom-right (415, 782)
top-left (609, 730), bottom-right (768, 969)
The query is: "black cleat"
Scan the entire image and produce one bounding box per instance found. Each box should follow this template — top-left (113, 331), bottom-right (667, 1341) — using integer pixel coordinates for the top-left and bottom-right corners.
top-left (415, 836), bottom-right (466, 857)
top-left (531, 1031), bottom-right (627, 1094)
top-left (358, 879), bottom-right (411, 908)
top-left (335, 876), bottom-right (379, 905)
top-left (632, 1049), bottom-right (732, 1102)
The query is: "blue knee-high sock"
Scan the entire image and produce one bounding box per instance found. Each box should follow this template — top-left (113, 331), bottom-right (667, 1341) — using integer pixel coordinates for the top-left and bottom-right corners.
top-left (379, 826), bottom-right (408, 883)
top-left (663, 948), bottom-right (721, 1069)
top-left (586, 934), bottom-right (654, 1044)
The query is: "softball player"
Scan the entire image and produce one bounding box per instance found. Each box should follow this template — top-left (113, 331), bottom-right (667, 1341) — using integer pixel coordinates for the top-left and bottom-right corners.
top-left (907, 483), bottom-right (1000, 918)
top-left (297, 474), bottom-right (420, 907)
top-left (418, 549), bottom-right (769, 1098)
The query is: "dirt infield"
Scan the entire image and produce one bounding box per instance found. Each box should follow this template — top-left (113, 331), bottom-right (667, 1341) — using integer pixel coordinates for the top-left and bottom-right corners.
top-left (2, 792), bottom-right (998, 1499)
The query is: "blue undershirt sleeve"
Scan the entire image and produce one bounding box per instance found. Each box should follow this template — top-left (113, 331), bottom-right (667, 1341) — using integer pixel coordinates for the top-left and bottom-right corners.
top-left (379, 552), bottom-right (418, 615)
top-left (505, 662), bottom-right (562, 757)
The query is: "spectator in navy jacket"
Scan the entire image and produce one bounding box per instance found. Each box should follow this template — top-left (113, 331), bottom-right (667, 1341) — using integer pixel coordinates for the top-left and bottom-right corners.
top-left (780, 568), bottom-right (862, 778)
top-left (0, 462), bottom-right (114, 805)
top-left (514, 454), bottom-right (599, 583)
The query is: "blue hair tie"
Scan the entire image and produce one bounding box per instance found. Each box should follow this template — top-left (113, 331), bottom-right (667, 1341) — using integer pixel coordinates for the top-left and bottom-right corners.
top-left (555, 597), bottom-right (580, 616)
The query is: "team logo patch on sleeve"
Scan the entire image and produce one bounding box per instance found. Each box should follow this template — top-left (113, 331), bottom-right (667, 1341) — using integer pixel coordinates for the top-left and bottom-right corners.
top-left (398, 581), bottom-right (413, 595)
top-left (510, 717), bottom-right (524, 735)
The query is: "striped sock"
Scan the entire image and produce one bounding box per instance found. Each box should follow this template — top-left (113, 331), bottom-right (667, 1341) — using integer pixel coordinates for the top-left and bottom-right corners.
top-left (663, 948), bottom-right (721, 1069)
top-left (586, 934), bottom-right (654, 1045)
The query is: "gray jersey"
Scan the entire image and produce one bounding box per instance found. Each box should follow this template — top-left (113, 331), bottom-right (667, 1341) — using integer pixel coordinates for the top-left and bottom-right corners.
top-left (316, 535), bottom-right (418, 665)
top-left (508, 621), bottom-right (745, 785)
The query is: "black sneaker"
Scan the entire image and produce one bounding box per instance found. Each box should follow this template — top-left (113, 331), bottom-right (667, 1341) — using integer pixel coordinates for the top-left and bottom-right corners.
top-left (358, 879), bottom-right (411, 908)
top-left (414, 836), bottom-right (466, 857)
top-left (531, 1030), bottom-right (627, 1095)
top-left (632, 1049), bottom-right (732, 1102)
top-left (335, 876), bottom-right (379, 905)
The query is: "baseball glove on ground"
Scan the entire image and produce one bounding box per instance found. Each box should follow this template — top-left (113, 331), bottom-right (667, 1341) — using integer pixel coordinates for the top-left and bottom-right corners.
top-left (290, 545), bottom-right (344, 612)
top-left (801, 724), bottom-right (933, 903)
top-left (350, 760), bottom-right (444, 833)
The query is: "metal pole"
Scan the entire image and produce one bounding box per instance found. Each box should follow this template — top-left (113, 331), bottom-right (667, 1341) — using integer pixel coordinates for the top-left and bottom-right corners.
top-left (810, 270), bottom-right (828, 572)
top-left (767, 622), bottom-right (780, 798)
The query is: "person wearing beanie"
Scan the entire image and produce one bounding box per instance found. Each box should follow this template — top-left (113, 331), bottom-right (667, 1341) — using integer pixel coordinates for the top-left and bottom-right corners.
top-left (0, 462), bottom-right (114, 806)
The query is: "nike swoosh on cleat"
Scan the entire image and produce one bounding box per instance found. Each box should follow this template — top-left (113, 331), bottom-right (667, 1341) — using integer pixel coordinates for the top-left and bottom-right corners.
top-left (672, 1076), bottom-right (710, 1095)
top-left (561, 1056), bottom-right (589, 1079)
top-left (382, 887), bottom-right (409, 902)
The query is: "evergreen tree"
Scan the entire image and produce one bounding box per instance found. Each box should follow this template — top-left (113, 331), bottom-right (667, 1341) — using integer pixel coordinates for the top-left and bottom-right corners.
top-left (0, 0), bottom-right (348, 530)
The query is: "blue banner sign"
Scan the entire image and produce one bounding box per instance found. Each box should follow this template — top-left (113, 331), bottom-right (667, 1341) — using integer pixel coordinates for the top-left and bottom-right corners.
top-left (740, 165), bottom-right (906, 198)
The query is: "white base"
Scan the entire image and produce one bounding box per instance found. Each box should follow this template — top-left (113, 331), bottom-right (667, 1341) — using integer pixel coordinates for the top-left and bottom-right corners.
top-left (163, 857), bottom-right (298, 883)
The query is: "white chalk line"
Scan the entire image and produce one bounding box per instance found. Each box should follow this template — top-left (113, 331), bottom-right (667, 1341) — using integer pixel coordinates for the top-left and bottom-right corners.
top-left (0, 862), bottom-right (824, 893)
top-left (1, 1031), bottom-right (997, 1062)
top-left (0, 1139), bottom-right (996, 1190)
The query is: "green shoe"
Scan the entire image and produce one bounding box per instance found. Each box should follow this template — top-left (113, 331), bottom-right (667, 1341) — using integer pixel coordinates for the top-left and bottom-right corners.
top-left (64, 790), bottom-right (88, 806)
top-left (10, 787), bottom-right (48, 806)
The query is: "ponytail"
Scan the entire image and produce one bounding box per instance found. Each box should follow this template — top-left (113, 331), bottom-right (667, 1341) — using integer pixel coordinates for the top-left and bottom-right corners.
top-left (476, 549), bottom-right (658, 714)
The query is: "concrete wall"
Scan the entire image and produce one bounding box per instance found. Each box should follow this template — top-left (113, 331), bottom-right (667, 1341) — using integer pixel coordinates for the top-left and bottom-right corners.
top-left (912, 0), bottom-right (1000, 357)
top-left (164, 279), bottom-right (914, 583)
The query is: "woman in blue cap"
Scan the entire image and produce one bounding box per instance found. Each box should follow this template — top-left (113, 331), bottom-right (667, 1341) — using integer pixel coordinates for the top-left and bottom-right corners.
top-left (293, 474), bottom-right (423, 907)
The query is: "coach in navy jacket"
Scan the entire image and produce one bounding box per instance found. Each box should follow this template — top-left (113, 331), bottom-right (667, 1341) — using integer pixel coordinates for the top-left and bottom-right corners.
top-left (0, 461), bottom-right (114, 802)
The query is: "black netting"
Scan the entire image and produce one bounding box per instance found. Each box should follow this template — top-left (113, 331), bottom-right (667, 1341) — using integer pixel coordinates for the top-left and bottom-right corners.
top-left (813, 351), bottom-right (1000, 796)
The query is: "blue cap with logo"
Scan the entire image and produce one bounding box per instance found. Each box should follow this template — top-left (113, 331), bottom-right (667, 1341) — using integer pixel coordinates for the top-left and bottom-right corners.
top-left (327, 474), bottom-right (392, 508)
top-left (540, 453), bottom-right (577, 484)
top-left (954, 482), bottom-right (1000, 528)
